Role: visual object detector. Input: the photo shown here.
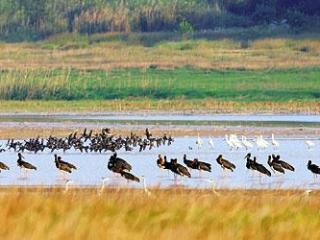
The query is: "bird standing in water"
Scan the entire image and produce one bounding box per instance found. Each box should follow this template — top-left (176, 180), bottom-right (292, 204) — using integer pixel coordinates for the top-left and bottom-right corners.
top-left (17, 153), bottom-right (37, 179)
top-left (216, 154), bottom-right (236, 172)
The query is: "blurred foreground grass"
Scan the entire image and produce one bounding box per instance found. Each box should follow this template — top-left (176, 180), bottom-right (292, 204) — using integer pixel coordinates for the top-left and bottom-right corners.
top-left (0, 188), bottom-right (319, 239)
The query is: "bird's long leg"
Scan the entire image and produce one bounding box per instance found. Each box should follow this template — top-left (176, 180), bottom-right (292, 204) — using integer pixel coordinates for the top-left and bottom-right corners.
top-left (64, 171), bottom-right (69, 181)
top-left (208, 180), bottom-right (219, 196)
top-left (174, 174), bottom-right (177, 185)
top-left (24, 169), bottom-right (28, 179)
top-left (58, 170), bottom-right (63, 181)
top-left (259, 174), bottom-right (262, 186)
top-left (222, 167), bottom-right (226, 179)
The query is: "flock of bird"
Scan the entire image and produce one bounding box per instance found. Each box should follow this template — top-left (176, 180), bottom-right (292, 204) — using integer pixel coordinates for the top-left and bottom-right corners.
top-left (195, 133), bottom-right (318, 150)
top-left (1, 149), bottom-right (319, 185)
top-left (0, 128), bottom-right (320, 186)
top-left (152, 152), bottom-right (320, 180)
top-left (4, 128), bottom-right (173, 154)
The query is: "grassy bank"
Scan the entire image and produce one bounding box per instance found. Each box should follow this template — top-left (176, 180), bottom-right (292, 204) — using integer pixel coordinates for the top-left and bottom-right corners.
top-left (1, 32), bottom-right (319, 113)
top-left (1, 32), bottom-right (320, 70)
top-left (0, 188), bottom-right (319, 239)
top-left (0, 68), bottom-right (319, 101)
top-left (0, 99), bottom-right (320, 114)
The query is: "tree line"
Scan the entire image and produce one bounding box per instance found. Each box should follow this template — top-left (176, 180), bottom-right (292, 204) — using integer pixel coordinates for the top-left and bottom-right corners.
top-left (0, 0), bottom-right (319, 41)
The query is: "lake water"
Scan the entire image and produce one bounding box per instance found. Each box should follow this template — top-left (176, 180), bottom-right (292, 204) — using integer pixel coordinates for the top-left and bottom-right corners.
top-left (0, 136), bottom-right (319, 189)
top-left (1, 113), bottom-right (320, 127)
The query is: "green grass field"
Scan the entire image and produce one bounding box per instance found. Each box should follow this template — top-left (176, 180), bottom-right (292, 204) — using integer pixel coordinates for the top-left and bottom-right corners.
top-left (0, 31), bottom-right (319, 113)
top-left (1, 67), bottom-right (319, 101)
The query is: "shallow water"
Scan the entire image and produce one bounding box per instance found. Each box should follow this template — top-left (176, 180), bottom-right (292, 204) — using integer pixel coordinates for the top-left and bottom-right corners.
top-left (1, 113), bottom-right (320, 127)
top-left (0, 137), bottom-right (319, 189)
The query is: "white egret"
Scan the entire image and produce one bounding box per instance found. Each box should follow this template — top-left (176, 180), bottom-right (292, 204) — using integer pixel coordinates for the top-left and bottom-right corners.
top-left (271, 134), bottom-right (279, 148)
top-left (196, 133), bottom-right (203, 148)
top-left (64, 180), bottom-right (74, 193)
top-left (305, 140), bottom-right (315, 149)
top-left (241, 136), bottom-right (253, 150)
top-left (141, 176), bottom-right (152, 196)
top-left (208, 137), bottom-right (215, 149)
top-left (98, 177), bottom-right (110, 195)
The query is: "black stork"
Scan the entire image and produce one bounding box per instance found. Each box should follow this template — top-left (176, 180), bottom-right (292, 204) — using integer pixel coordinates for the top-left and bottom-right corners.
top-left (54, 154), bottom-right (77, 176)
top-left (216, 154), bottom-right (236, 172)
top-left (183, 154), bottom-right (211, 173)
top-left (108, 152), bottom-right (132, 173)
top-left (17, 153), bottom-right (36, 178)
top-left (267, 155), bottom-right (285, 174)
top-left (307, 160), bottom-right (320, 180)
top-left (108, 152), bottom-right (139, 183)
top-left (244, 153), bottom-right (271, 177)
top-left (252, 157), bottom-right (271, 177)
top-left (170, 158), bottom-right (191, 178)
top-left (17, 153), bottom-right (37, 170)
top-left (120, 171), bottom-right (140, 182)
top-left (0, 161), bottom-right (10, 171)
top-left (244, 153), bottom-right (256, 171)
top-left (157, 154), bottom-right (172, 170)
top-left (272, 155), bottom-right (295, 172)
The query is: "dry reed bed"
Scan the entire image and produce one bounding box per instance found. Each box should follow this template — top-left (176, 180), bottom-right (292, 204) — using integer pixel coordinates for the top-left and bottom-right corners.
top-left (0, 188), bottom-right (319, 239)
top-left (0, 100), bottom-right (319, 114)
top-left (1, 37), bottom-right (320, 70)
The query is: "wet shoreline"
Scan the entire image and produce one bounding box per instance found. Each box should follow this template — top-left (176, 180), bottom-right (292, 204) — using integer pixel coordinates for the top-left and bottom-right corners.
top-left (0, 112), bottom-right (320, 139)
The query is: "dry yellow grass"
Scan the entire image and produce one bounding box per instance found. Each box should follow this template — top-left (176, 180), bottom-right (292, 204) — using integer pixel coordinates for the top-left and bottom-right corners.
top-left (0, 188), bottom-right (319, 240)
top-left (0, 100), bottom-right (319, 114)
top-left (1, 36), bottom-right (320, 70)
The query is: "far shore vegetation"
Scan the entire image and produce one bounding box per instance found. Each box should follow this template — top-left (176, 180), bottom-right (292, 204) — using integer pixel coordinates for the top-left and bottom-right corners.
top-left (0, 0), bottom-right (319, 113)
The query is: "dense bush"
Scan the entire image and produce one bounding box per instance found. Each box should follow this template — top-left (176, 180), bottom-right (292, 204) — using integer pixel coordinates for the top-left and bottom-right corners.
top-left (0, 0), bottom-right (318, 41)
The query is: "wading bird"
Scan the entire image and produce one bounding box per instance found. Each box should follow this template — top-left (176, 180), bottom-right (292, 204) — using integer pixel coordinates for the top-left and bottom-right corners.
top-left (120, 171), bottom-right (140, 182)
top-left (225, 135), bottom-right (235, 150)
top-left (170, 158), bottom-right (191, 178)
top-left (244, 153), bottom-right (271, 176)
top-left (196, 133), bottom-right (203, 149)
top-left (54, 154), bottom-right (77, 173)
top-left (183, 154), bottom-right (211, 174)
top-left (108, 152), bottom-right (132, 173)
top-left (108, 152), bottom-right (139, 182)
top-left (216, 154), bottom-right (236, 172)
top-left (271, 134), bottom-right (279, 148)
top-left (272, 155), bottom-right (294, 172)
top-left (307, 160), bottom-right (320, 179)
top-left (0, 161), bottom-right (10, 171)
top-left (305, 140), bottom-right (315, 149)
top-left (208, 137), bottom-right (215, 149)
top-left (256, 135), bottom-right (269, 149)
top-left (17, 153), bottom-right (37, 171)
top-left (157, 154), bottom-right (171, 170)
top-left (141, 176), bottom-right (151, 196)
top-left (229, 134), bottom-right (243, 150)
top-left (241, 136), bottom-right (253, 150)
top-left (252, 157), bottom-right (271, 177)
top-left (267, 155), bottom-right (285, 174)
top-left (98, 177), bottom-right (110, 195)
top-left (244, 153), bottom-right (256, 171)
